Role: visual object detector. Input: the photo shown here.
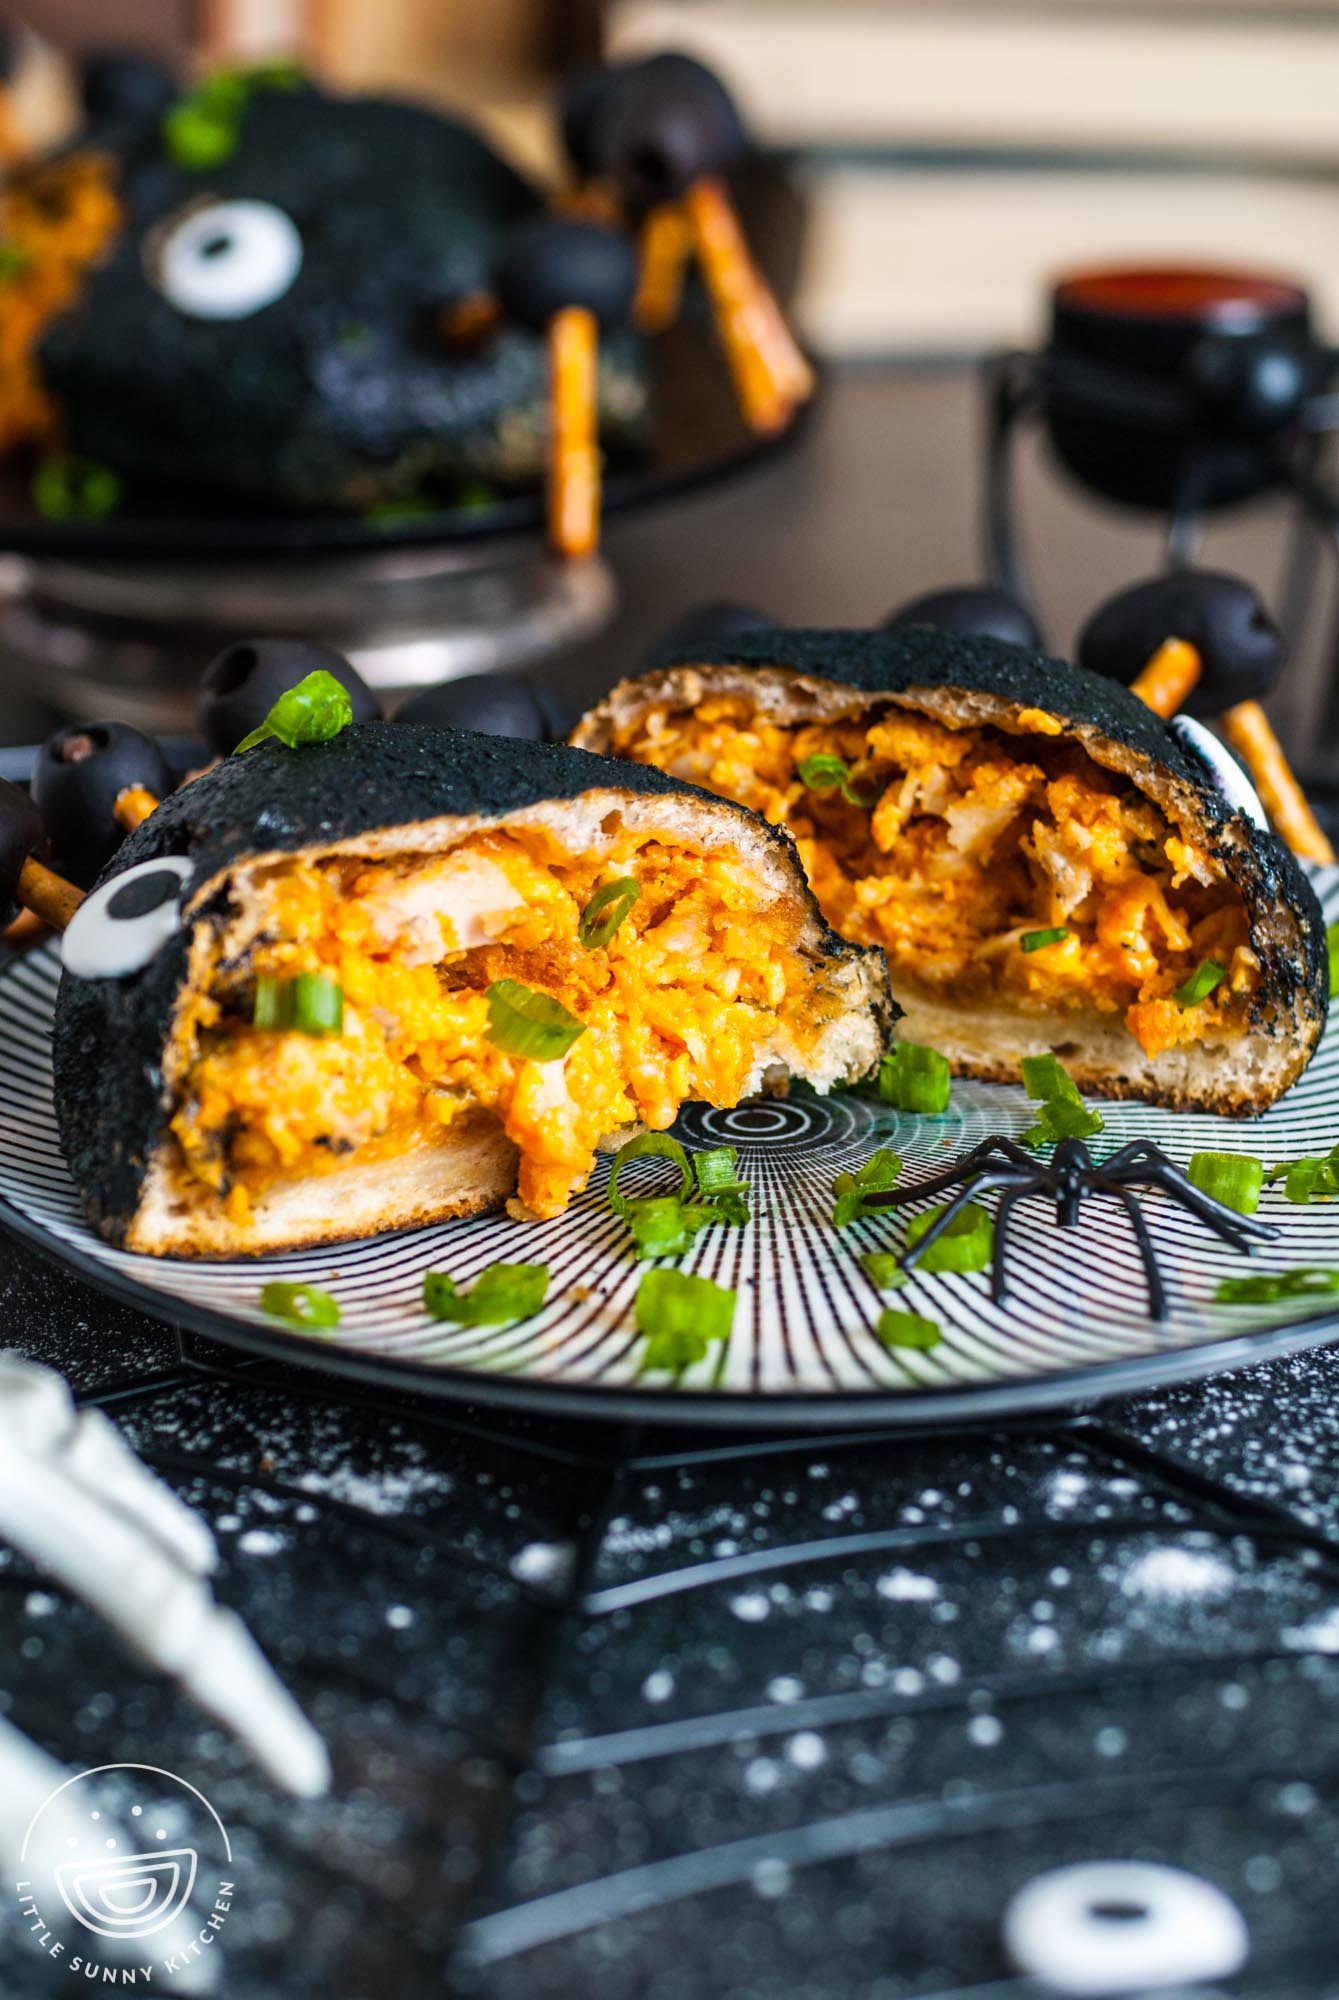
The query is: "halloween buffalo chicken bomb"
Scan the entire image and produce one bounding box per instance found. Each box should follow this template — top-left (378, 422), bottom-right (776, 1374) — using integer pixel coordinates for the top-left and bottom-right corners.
top-left (573, 621), bottom-right (1329, 1114)
top-left (50, 716), bottom-right (894, 1258)
top-left (0, 49), bottom-right (809, 558)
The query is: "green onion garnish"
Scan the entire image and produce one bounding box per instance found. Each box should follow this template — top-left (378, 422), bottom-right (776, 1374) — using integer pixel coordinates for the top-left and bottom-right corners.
top-left (260, 1281), bottom-right (340, 1328)
top-left (1019, 1053), bottom-right (1104, 1150)
top-left (1264, 1143), bottom-right (1339, 1204)
top-left (1327, 920), bottom-right (1339, 998)
top-left (252, 972), bottom-right (344, 1037)
top-left (906, 1201), bottom-right (992, 1274)
top-left (32, 454), bottom-right (122, 522)
top-left (0, 242), bottom-right (31, 284)
top-left (832, 1148), bottom-right (902, 1228)
top-left (578, 877), bottom-right (640, 949)
top-left (1174, 959), bottom-right (1226, 1008)
top-left (636, 1268), bottom-right (735, 1371)
top-left (163, 59), bottom-right (304, 168)
top-left (860, 1251), bottom-right (906, 1290)
top-left (1216, 1267), bottom-right (1339, 1305)
top-left (1021, 926), bottom-right (1069, 953)
top-left (608, 1133), bottom-right (750, 1257)
top-left (876, 1307), bottom-right (941, 1351)
top-left (234, 670), bottom-right (354, 754)
top-left (1186, 1151), bottom-right (1264, 1216)
top-left (796, 752), bottom-right (877, 809)
top-left (485, 979), bottom-right (586, 1061)
top-left (875, 1042), bottom-right (951, 1115)
top-left (423, 1261), bottom-right (549, 1325)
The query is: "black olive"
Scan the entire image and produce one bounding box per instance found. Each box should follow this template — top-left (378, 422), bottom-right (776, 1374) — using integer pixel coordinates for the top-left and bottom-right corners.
top-left (589, 51), bottom-right (747, 210)
top-left (1184, 332), bottom-right (1311, 437)
top-left (1077, 571), bottom-right (1283, 716)
top-left (883, 585), bottom-right (1042, 650)
top-left (648, 598), bottom-right (775, 664)
top-left (197, 639), bottom-right (382, 757)
top-left (495, 216), bottom-right (639, 334)
top-left (393, 676), bottom-right (548, 740)
top-left (81, 49), bottom-right (179, 128)
top-left (32, 722), bottom-right (173, 888)
top-left (0, 777), bottom-right (49, 928)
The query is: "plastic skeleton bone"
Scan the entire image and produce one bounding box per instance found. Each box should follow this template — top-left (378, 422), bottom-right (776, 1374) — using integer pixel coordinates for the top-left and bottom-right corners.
top-left (0, 1352), bottom-right (330, 1882)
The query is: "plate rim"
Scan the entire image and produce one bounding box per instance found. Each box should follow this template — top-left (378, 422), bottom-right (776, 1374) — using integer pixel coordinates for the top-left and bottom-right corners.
top-left (3, 1188), bottom-right (1336, 1428)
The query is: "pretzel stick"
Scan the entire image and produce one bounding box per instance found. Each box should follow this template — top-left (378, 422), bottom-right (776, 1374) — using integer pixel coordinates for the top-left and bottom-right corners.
top-left (683, 176), bottom-right (813, 432)
top-left (114, 784), bottom-right (159, 832)
top-left (548, 303), bottom-right (600, 560)
top-left (1221, 700), bottom-right (1335, 865)
top-left (1129, 638), bottom-right (1202, 718)
top-left (2, 907), bottom-right (46, 946)
top-left (18, 856), bottom-right (82, 930)
top-left (634, 203), bottom-right (693, 332)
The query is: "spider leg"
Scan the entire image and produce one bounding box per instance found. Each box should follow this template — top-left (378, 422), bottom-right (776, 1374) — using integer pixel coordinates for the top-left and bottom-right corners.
top-left (1111, 1185), bottom-right (1169, 1322)
top-left (862, 1136), bottom-right (1042, 1211)
top-left (896, 1169), bottom-right (1035, 1272)
top-left (1103, 1160), bottom-right (1280, 1248)
top-left (989, 1185), bottom-right (1034, 1307)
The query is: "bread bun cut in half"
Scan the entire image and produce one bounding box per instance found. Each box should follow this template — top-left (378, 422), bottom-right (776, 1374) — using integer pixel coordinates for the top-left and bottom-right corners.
top-left (53, 723), bottom-right (896, 1257)
top-left (573, 626), bottom-right (1328, 1115)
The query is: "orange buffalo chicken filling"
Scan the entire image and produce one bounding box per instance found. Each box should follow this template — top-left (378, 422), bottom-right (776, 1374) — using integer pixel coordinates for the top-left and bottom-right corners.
top-left (614, 697), bottom-right (1258, 1060)
top-left (167, 821), bottom-right (819, 1224)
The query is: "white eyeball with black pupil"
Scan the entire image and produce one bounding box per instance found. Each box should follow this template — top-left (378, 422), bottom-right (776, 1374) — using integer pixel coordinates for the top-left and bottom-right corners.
top-left (154, 199), bottom-right (302, 320)
top-left (1170, 714), bottom-right (1269, 833)
top-left (1003, 1860), bottom-right (1249, 1995)
top-left (61, 857), bottom-right (192, 980)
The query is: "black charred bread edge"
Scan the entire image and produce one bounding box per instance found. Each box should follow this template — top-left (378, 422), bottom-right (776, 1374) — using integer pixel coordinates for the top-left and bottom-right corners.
top-left (655, 622), bottom-right (1330, 1060)
top-left (53, 723), bottom-right (882, 1244)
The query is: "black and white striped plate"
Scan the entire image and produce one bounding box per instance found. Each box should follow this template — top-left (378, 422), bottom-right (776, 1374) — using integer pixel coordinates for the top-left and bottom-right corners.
top-left (2, 874), bottom-right (1338, 1426)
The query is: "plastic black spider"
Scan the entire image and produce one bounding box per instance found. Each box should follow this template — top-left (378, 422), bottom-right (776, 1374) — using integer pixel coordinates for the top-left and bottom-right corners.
top-left (860, 1135), bottom-right (1280, 1322)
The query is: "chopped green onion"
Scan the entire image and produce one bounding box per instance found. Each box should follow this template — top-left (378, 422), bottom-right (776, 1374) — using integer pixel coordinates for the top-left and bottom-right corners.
top-left (1186, 1151), bottom-right (1264, 1216)
top-left (260, 1281), bottom-right (340, 1328)
top-left (1327, 920), bottom-right (1339, 999)
top-left (832, 1147), bottom-right (902, 1228)
top-left (234, 669), bottom-right (354, 754)
top-left (251, 972), bottom-right (344, 1037)
top-left (796, 752), bottom-right (877, 809)
top-left (875, 1307), bottom-right (941, 1351)
top-left (0, 242), bottom-right (31, 284)
top-left (1174, 959), bottom-right (1226, 1008)
top-left (906, 1201), bottom-right (992, 1274)
top-left (1216, 1267), bottom-right (1339, 1306)
top-left (1264, 1143), bottom-right (1339, 1204)
top-left (1021, 926), bottom-right (1069, 953)
top-left (608, 1133), bottom-right (750, 1256)
top-left (636, 1268), bottom-right (735, 1370)
top-left (876, 1041), bottom-right (952, 1115)
top-left (485, 979), bottom-right (585, 1061)
top-left (608, 1132), bottom-right (692, 1213)
top-left (423, 1261), bottom-right (548, 1325)
top-left (32, 454), bottom-right (122, 521)
top-left (579, 877), bottom-right (640, 949)
top-left (1019, 1052), bottom-right (1104, 1150)
top-left (163, 59), bottom-right (305, 168)
top-left (860, 1250), bottom-right (906, 1290)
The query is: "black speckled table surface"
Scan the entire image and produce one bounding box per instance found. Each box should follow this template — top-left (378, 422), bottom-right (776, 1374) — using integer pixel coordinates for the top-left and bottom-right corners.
top-left (6, 1226), bottom-right (1339, 1999)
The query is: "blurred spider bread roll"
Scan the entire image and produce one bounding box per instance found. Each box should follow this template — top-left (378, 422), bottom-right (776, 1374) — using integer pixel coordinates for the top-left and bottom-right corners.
top-left (572, 626), bottom-right (1328, 1114)
top-left (53, 723), bottom-right (894, 1256)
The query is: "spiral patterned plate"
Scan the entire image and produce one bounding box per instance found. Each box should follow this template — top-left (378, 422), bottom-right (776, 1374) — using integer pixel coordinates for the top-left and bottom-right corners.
top-left (2, 872), bottom-right (1338, 1426)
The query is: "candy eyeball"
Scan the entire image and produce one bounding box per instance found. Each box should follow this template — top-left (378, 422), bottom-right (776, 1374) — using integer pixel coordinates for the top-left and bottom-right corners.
top-left (61, 857), bottom-right (192, 981)
top-left (1169, 715), bottom-right (1269, 833)
top-left (151, 199), bottom-right (303, 321)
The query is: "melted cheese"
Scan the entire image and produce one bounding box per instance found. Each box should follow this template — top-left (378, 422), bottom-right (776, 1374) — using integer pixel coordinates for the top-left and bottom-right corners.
top-left (615, 697), bottom-right (1255, 1060)
top-left (169, 824), bottom-right (818, 1224)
